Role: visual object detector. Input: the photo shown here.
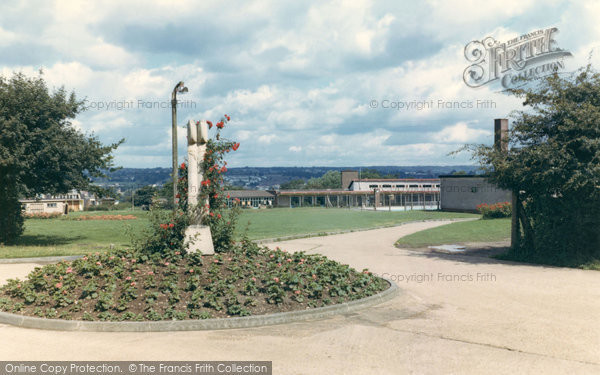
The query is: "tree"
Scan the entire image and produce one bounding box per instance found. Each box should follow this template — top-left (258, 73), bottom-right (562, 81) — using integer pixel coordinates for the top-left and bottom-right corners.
top-left (0, 73), bottom-right (122, 242)
top-left (280, 178), bottom-right (305, 189)
top-left (134, 185), bottom-right (158, 207)
top-left (305, 170), bottom-right (341, 189)
top-left (359, 168), bottom-right (397, 179)
top-left (467, 67), bottom-right (600, 266)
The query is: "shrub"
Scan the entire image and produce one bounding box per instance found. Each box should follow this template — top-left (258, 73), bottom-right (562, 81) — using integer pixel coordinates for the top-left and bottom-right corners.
top-left (22, 212), bottom-right (63, 219)
top-left (197, 115), bottom-right (241, 253)
top-left (477, 202), bottom-right (511, 219)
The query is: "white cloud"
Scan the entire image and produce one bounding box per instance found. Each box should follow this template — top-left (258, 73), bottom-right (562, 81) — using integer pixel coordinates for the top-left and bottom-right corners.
top-left (258, 134), bottom-right (277, 144)
top-left (0, 0), bottom-right (597, 167)
top-left (436, 122), bottom-right (491, 143)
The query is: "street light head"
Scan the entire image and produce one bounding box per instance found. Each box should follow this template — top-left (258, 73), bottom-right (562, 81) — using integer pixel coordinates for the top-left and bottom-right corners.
top-left (175, 81), bottom-right (188, 94)
top-left (173, 81), bottom-right (188, 95)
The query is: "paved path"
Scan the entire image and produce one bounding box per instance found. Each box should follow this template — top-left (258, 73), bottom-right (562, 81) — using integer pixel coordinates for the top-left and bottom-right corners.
top-left (0, 220), bottom-right (599, 374)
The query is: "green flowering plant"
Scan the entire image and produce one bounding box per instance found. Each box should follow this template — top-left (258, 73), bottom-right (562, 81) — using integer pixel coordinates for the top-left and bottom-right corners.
top-left (476, 201), bottom-right (512, 219)
top-left (198, 114), bottom-right (241, 252)
top-left (134, 163), bottom-right (190, 255)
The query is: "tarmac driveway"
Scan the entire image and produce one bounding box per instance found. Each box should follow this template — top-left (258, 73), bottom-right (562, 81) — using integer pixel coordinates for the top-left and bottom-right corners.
top-left (0, 220), bottom-right (598, 374)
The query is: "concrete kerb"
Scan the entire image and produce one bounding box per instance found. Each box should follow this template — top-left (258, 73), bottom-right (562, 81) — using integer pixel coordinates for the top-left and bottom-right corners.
top-left (0, 218), bottom-right (477, 264)
top-left (0, 278), bottom-right (399, 332)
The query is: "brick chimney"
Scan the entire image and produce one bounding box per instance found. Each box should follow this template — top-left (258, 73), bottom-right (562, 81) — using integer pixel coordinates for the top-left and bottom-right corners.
top-left (494, 119), bottom-right (508, 152)
top-left (341, 170), bottom-right (359, 190)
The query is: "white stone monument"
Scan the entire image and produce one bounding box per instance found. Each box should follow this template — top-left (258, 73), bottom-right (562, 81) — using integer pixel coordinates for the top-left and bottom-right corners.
top-left (184, 119), bottom-right (215, 255)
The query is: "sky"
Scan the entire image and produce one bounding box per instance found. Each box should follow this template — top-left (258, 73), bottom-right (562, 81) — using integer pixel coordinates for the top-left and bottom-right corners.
top-left (1, 0), bottom-right (600, 168)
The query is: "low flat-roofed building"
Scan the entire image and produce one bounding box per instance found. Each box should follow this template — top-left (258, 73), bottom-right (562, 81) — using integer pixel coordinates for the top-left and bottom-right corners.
top-left (439, 175), bottom-right (511, 212)
top-left (348, 178), bottom-right (440, 192)
top-left (225, 190), bottom-right (276, 208)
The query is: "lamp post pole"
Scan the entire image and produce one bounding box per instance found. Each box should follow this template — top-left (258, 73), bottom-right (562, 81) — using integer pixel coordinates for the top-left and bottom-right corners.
top-left (171, 81), bottom-right (188, 212)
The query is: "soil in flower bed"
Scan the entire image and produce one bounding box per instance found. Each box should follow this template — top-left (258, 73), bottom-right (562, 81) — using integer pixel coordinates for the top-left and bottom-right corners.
top-left (0, 243), bottom-right (387, 321)
top-left (73, 215), bottom-right (137, 221)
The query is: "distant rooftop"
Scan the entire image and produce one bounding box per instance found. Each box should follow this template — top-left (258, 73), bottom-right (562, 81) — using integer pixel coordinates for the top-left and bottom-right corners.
top-left (226, 190), bottom-right (276, 198)
top-left (351, 178), bottom-right (440, 182)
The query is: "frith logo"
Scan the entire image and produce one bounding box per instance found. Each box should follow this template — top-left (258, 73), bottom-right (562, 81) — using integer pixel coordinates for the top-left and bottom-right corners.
top-left (463, 27), bottom-right (572, 89)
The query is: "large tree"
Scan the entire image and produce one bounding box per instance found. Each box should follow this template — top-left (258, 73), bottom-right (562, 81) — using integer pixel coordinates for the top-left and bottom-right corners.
top-left (0, 73), bottom-right (122, 242)
top-left (468, 66), bottom-right (600, 266)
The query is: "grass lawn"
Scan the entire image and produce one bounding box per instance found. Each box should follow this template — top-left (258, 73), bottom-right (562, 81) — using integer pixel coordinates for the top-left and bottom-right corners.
top-left (237, 208), bottom-right (477, 240)
top-left (395, 218), bottom-right (511, 248)
top-left (0, 210), bottom-right (150, 259)
top-left (0, 208), bottom-right (478, 259)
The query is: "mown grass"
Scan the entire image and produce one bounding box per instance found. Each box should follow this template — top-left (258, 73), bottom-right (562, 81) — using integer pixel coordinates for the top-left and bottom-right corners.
top-left (236, 208), bottom-right (477, 240)
top-left (395, 218), bottom-right (511, 248)
top-left (0, 210), bottom-right (149, 258)
top-left (0, 208), bottom-right (478, 259)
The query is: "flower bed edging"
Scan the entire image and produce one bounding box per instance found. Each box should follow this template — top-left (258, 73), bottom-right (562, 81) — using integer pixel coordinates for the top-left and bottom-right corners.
top-left (0, 278), bottom-right (398, 332)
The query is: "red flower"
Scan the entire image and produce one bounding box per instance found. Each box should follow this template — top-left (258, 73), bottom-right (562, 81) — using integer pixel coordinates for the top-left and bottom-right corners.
top-left (201, 180), bottom-right (210, 186)
top-left (213, 194), bottom-right (219, 199)
top-left (216, 121), bottom-right (224, 129)
top-left (232, 143), bottom-right (240, 151)
top-left (207, 120), bottom-right (213, 129)
top-left (209, 212), bottom-right (214, 217)
top-left (180, 162), bottom-right (186, 169)
top-left (226, 194), bottom-right (230, 199)
top-left (169, 223), bottom-right (174, 228)
top-left (220, 166), bottom-right (227, 173)
top-left (175, 194), bottom-right (180, 198)
top-left (217, 214), bottom-right (222, 219)
top-left (225, 114), bottom-right (231, 121)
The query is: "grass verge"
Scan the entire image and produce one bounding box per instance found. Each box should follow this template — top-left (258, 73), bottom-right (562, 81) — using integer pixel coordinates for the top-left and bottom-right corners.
top-left (1, 209), bottom-right (477, 259)
top-left (395, 218), bottom-right (511, 248)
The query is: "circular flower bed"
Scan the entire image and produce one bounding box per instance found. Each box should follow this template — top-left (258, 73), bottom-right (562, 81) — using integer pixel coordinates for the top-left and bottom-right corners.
top-left (0, 243), bottom-right (387, 321)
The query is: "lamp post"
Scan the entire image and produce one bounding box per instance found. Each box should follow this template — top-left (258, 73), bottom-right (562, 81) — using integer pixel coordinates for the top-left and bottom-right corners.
top-left (171, 81), bottom-right (188, 212)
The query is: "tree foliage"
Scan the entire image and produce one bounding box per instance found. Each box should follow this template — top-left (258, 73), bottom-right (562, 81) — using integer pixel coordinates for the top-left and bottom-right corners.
top-left (467, 67), bottom-right (600, 266)
top-left (305, 171), bottom-right (341, 189)
top-left (0, 73), bottom-right (122, 242)
top-left (359, 168), bottom-right (397, 179)
top-left (279, 178), bottom-right (305, 190)
top-left (133, 185), bottom-right (158, 207)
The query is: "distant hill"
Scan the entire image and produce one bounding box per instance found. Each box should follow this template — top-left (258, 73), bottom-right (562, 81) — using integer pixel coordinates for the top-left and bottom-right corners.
top-left (93, 165), bottom-right (481, 190)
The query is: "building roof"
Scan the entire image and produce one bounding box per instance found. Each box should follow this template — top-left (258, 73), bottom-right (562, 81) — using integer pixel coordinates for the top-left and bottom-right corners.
top-left (20, 198), bottom-right (83, 203)
top-left (278, 189), bottom-right (438, 196)
top-left (438, 174), bottom-right (488, 178)
top-left (226, 190), bottom-right (276, 198)
top-left (278, 189), bottom-right (365, 196)
top-left (351, 178), bottom-right (440, 182)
